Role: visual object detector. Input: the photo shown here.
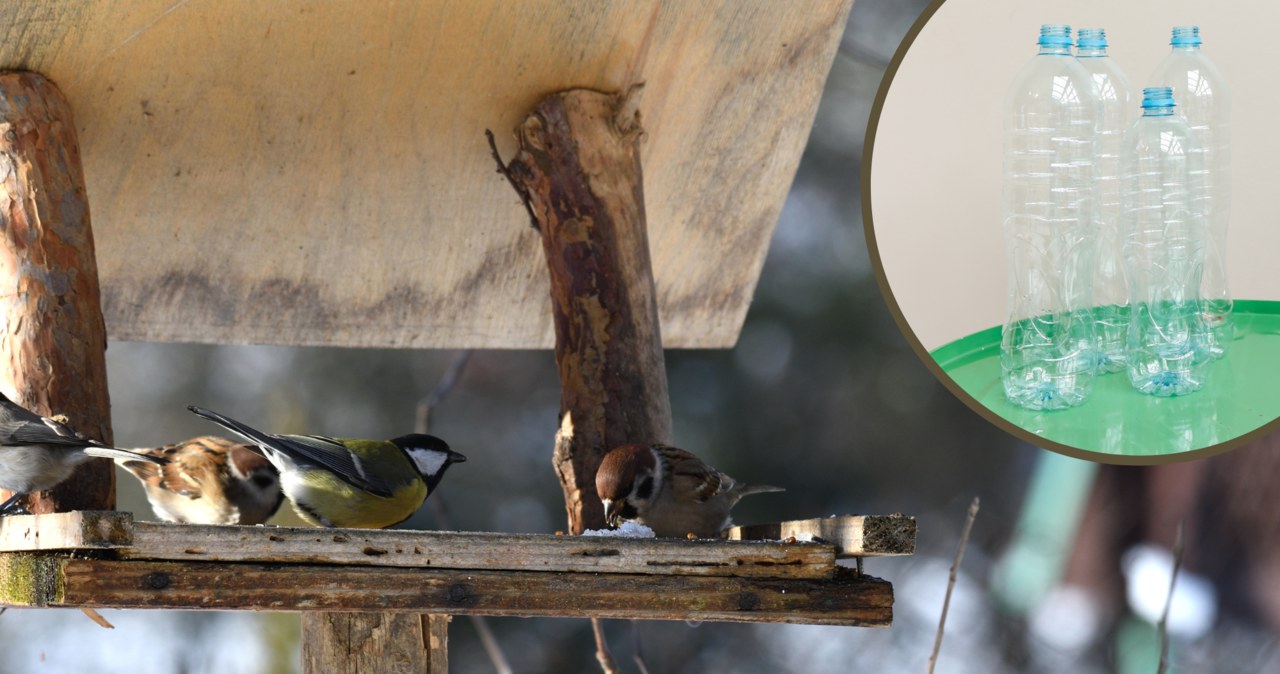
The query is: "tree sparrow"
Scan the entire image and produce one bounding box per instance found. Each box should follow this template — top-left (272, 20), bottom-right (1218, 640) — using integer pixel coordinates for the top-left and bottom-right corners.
top-left (595, 443), bottom-right (783, 539)
top-left (116, 436), bottom-right (284, 525)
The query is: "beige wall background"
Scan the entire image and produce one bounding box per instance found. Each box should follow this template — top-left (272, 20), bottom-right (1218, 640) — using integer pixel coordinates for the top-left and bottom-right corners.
top-left (870, 0), bottom-right (1279, 351)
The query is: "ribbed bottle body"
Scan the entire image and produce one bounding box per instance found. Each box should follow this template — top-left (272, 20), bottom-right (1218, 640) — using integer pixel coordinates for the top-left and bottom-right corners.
top-left (1077, 29), bottom-right (1134, 373)
top-left (1151, 26), bottom-right (1232, 359)
top-left (1121, 89), bottom-right (1209, 396)
top-left (1001, 26), bottom-right (1099, 410)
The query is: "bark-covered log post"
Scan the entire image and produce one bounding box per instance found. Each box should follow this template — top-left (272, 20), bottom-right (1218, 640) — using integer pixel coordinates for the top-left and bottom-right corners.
top-left (492, 86), bottom-right (673, 535)
top-left (0, 71), bottom-right (115, 513)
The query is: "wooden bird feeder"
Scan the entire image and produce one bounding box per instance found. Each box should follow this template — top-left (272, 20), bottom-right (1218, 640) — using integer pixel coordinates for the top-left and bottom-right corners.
top-left (0, 1), bottom-right (915, 671)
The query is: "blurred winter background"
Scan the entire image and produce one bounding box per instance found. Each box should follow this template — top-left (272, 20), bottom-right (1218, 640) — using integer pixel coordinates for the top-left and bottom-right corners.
top-left (3, 1), bottom-right (1280, 672)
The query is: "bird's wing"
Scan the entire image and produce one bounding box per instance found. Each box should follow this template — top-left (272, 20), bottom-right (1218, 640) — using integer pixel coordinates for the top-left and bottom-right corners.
top-left (1, 416), bottom-right (101, 448)
top-left (659, 445), bottom-right (729, 503)
top-left (273, 434), bottom-right (399, 499)
top-left (151, 446), bottom-right (208, 499)
top-left (187, 406), bottom-right (398, 498)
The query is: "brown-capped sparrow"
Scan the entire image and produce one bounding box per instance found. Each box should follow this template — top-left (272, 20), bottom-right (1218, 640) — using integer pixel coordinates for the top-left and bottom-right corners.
top-left (595, 443), bottom-right (784, 539)
top-left (116, 435), bottom-right (284, 525)
top-left (0, 392), bottom-right (164, 515)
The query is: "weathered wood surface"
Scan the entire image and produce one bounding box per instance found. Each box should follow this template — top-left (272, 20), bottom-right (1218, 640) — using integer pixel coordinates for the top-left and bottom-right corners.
top-left (729, 515), bottom-right (918, 558)
top-left (498, 88), bottom-right (672, 534)
top-left (0, 71), bottom-right (115, 513)
top-left (302, 613), bottom-right (449, 674)
top-left (0, 0), bottom-right (852, 349)
top-left (0, 512), bottom-right (838, 579)
top-left (0, 553), bottom-right (893, 627)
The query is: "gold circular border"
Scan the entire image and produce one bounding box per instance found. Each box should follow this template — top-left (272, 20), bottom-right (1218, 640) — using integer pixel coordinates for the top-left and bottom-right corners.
top-left (859, 0), bottom-right (1280, 466)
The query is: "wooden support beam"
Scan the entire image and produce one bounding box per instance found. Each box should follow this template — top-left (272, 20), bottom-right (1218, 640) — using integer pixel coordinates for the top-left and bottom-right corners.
top-left (729, 515), bottom-right (919, 558)
top-left (0, 71), bottom-right (114, 513)
top-left (302, 613), bottom-right (449, 674)
top-left (0, 512), bottom-right (841, 579)
top-left (498, 87), bottom-right (671, 535)
top-left (0, 553), bottom-right (893, 627)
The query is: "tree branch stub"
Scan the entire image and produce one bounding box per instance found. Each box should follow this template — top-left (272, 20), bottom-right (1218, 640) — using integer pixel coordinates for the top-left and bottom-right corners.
top-left (501, 88), bottom-right (671, 535)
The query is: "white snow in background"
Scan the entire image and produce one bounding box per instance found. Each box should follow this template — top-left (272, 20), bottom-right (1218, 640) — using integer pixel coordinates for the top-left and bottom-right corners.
top-left (0, 609), bottom-right (279, 674)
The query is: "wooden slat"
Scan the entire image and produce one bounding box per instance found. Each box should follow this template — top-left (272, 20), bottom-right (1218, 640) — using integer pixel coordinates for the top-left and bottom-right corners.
top-left (302, 613), bottom-right (449, 674)
top-left (0, 0), bottom-right (853, 349)
top-left (0, 511), bottom-right (131, 550)
top-left (0, 554), bottom-right (892, 627)
top-left (0, 512), bottom-right (838, 579)
top-left (728, 515), bottom-right (918, 558)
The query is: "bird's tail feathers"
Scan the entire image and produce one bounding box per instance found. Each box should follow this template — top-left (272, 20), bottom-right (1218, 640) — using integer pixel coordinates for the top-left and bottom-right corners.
top-left (737, 484), bottom-right (785, 499)
top-left (187, 406), bottom-right (288, 468)
top-left (81, 446), bottom-right (165, 465)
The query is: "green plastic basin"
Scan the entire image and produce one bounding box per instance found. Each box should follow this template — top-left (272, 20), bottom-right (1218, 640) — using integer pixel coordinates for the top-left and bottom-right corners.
top-left (930, 299), bottom-right (1280, 456)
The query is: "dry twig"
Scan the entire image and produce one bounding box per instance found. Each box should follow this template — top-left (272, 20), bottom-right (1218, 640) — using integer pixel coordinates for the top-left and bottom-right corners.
top-left (415, 351), bottom-right (513, 674)
top-left (593, 618), bottom-right (622, 674)
top-left (79, 607), bottom-right (113, 629)
top-left (1156, 522), bottom-right (1185, 674)
top-left (928, 497), bottom-right (980, 674)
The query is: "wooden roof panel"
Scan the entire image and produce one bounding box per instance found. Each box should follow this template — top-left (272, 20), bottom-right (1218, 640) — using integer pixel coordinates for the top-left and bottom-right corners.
top-left (0, 0), bottom-right (852, 348)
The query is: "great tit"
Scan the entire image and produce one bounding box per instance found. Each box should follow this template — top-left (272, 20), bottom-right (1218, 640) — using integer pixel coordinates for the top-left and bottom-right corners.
top-left (116, 436), bottom-right (284, 525)
top-left (0, 392), bottom-right (165, 515)
top-left (187, 406), bottom-right (466, 529)
top-left (595, 443), bottom-right (783, 539)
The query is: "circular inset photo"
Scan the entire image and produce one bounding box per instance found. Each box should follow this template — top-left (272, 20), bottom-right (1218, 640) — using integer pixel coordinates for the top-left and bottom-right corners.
top-left (866, 0), bottom-right (1280, 460)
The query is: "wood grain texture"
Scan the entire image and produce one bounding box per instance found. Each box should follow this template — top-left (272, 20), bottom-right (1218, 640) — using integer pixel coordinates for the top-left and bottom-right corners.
top-left (0, 71), bottom-right (115, 513)
top-left (728, 515), bottom-right (918, 558)
top-left (0, 0), bottom-right (852, 348)
top-left (0, 512), bottom-right (838, 579)
top-left (0, 510), bottom-right (130, 550)
top-left (302, 613), bottom-right (449, 674)
top-left (500, 89), bottom-right (672, 534)
top-left (0, 553), bottom-right (893, 626)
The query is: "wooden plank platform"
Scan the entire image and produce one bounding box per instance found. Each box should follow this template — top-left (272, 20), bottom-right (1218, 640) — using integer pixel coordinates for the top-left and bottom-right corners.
top-left (0, 512), bottom-right (839, 579)
top-left (729, 514), bottom-right (917, 558)
top-left (0, 554), bottom-right (892, 626)
top-left (0, 512), bottom-right (911, 627)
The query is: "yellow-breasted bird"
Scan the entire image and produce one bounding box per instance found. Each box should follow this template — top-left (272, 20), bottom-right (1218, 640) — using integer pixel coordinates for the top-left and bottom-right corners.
top-left (187, 406), bottom-right (465, 529)
top-left (116, 436), bottom-right (284, 525)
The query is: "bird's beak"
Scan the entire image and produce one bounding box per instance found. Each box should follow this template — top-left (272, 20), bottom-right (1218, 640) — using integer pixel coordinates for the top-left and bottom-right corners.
top-left (447, 450), bottom-right (468, 464)
top-left (602, 498), bottom-right (619, 528)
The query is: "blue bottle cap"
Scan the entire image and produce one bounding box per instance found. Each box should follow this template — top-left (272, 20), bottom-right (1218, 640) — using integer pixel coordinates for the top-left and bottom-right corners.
top-left (1076, 28), bottom-right (1108, 50)
top-left (1038, 24), bottom-right (1073, 48)
top-left (1141, 87), bottom-right (1176, 111)
top-left (1171, 26), bottom-right (1201, 47)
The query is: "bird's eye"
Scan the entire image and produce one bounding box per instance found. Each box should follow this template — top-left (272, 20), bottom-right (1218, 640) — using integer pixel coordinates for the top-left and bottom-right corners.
top-left (635, 475), bottom-right (654, 500)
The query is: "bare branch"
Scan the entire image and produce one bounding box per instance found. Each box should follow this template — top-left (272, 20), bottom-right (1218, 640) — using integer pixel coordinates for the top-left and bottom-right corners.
top-left (928, 497), bottom-right (980, 674)
top-left (632, 621), bottom-right (652, 674)
top-left (593, 618), bottom-right (621, 674)
top-left (485, 129), bottom-right (539, 230)
top-left (80, 607), bottom-right (114, 629)
top-left (1157, 522), bottom-right (1186, 674)
top-left (415, 350), bottom-right (474, 435)
top-left (414, 350), bottom-right (513, 674)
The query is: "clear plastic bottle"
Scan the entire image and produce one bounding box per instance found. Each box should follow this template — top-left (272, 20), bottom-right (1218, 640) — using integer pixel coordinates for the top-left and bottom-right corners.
top-left (1001, 24), bottom-right (1098, 410)
top-left (1122, 87), bottom-right (1209, 396)
top-left (1151, 26), bottom-right (1231, 359)
top-left (1076, 28), bottom-right (1134, 373)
